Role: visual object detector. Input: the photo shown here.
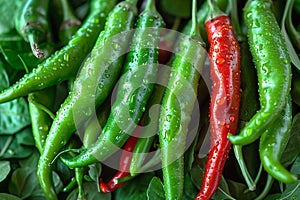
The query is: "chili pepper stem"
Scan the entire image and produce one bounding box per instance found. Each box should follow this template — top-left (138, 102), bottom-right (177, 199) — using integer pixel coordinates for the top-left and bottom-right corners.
top-left (207, 0), bottom-right (226, 20)
top-left (254, 175), bottom-right (274, 200)
top-left (28, 33), bottom-right (46, 58)
top-left (233, 145), bottom-right (256, 191)
top-left (190, 0), bottom-right (200, 37)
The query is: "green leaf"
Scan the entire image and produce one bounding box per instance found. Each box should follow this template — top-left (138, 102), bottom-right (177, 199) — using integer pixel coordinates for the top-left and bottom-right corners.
top-left (115, 172), bottom-right (154, 200)
top-left (88, 163), bottom-right (102, 191)
top-left (264, 193), bottom-right (282, 200)
top-left (184, 126), bottom-right (199, 172)
top-left (0, 97), bottom-right (31, 135)
top-left (281, 0), bottom-right (300, 70)
top-left (160, 0), bottom-right (192, 18)
top-left (0, 135), bottom-right (33, 159)
top-left (190, 160), bottom-right (205, 189)
top-left (190, 158), bottom-right (238, 200)
top-left (0, 0), bottom-right (22, 34)
top-left (0, 161), bottom-right (10, 182)
top-left (226, 179), bottom-right (257, 200)
top-left (0, 59), bottom-right (9, 90)
top-left (19, 150), bottom-right (40, 168)
top-left (281, 113), bottom-right (300, 166)
top-left (9, 167), bottom-right (38, 199)
top-left (1, 42), bottom-right (51, 71)
top-left (9, 167), bottom-right (62, 199)
top-left (146, 177), bottom-right (165, 200)
top-left (66, 182), bottom-right (111, 200)
top-left (15, 127), bottom-right (34, 146)
top-left (182, 172), bottom-right (198, 200)
top-left (0, 193), bottom-right (22, 200)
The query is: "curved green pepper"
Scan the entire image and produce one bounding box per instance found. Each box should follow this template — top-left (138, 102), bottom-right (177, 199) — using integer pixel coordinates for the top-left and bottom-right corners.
top-left (228, 0), bottom-right (292, 145)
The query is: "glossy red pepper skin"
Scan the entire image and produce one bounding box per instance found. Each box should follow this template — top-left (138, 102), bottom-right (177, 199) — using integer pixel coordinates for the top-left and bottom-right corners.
top-left (195, 15), bottom-right (241, 200)
top-left (100, 136), bottom-right (138, 193)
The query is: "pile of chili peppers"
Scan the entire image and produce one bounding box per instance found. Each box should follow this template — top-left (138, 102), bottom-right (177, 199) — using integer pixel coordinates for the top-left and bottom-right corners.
top-left (0, 0), bottom-right (299, 199)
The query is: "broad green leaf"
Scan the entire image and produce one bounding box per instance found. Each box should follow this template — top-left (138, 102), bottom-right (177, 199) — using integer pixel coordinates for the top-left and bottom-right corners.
top-left (1, 42), bottom-right (53, 71)
top-left (115, 172), bottom-right (154, 200)
top-left (183, 172), bottom-right (198, 200)
top-left (16, 127), bottom-right (34, 146)
top-left (0, 97), bottom-right (31, 135)
top-left (264, 193), bottom-right (282, 200)
top-left (281, 113), bottom-right (300, 166)
top-left (0, 0), bottom-right (22, 34)
top-left (190, 157), bottom-right (245, 200)
top-left (0, 134), bottom-right (33, 159)
top-left (291, 69), bottom-right (300, 106)
top-left (66, 182), bottom-right (111, 200)
top-left (55, 159), bottom-right (73, 184)
top-left (0, 161), bottom-right (10, 182)
top-left (9, 167), bottom-right (37, 199)
top-left (190, 160), bottom-right (205, 189)
top-left (9, 167), bottom-right (62, 199)
top-left (0, 60), bottom-right (9, 90)
top-left (281, 0), bottom-right (300, 70)
top-left (146, 177), bottom-right (165, 200)
top-left (0, 31), bottom-right (22, 42)
top-left (226, 179), bottom-right (257, 200)
top-left (291, 156), bottom-right (300, 174)
top-left (19, 150), bottom-right (40, 168)
top-left (0, 193), bottom-right (22, 200)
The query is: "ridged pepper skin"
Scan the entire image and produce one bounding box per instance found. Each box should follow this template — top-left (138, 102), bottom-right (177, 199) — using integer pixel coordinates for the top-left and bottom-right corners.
top-left (195, 15), bottom-right (241, 200)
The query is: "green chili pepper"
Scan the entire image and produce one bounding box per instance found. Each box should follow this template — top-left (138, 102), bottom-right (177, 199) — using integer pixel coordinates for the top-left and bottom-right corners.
top-left (259, 96), bottom-right (298, 184)
top-left (129, 66), bottom-right (169, 176)
top-left (59, 0), bottom-right (164, 168)
top-left (228, 0), bottom-right (292, 146)
top-left (58, 0), bottom-right (81, 46)
top-left (37, 0), bottom-right (123, 199)
top-left (28, 86), bottom-right (56, 154)
top-left (62, 177), bottom-right (76, 193)
top-left (158, 0), bottom-right (206, 199)
top-left (74, 167), bottom-right (85, 199)
top-left (0, 0), bottom-right (116, 104)
top-left (15, 0), bottom-right (51, 58)
top-left (82, 96), bottom-right (111, 148)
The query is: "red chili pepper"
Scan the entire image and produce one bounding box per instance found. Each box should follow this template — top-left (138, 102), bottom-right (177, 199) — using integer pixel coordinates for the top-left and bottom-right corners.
top-left (195, 4), bottom-right (241, 200)
top-left (100, 135), bottom-right (139, 193)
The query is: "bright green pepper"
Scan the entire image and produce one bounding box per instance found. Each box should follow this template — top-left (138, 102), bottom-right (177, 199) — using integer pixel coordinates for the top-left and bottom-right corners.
top-left (37, 0), bottom-right (121, 199)
top-left (15, 0), bottom-right (51, 58)
top-left (158, 0), bottom-right (206, 199)
top-left (259, 96), bottom-right (298, 184)
top-left (60, 0), bottom-right (164, 168)
top-left (0, 0), bottom-right (115, 104)
top-left (228, 0), bottom-right (292, 146)
top-left (28, 86), bottom-right (56, 154)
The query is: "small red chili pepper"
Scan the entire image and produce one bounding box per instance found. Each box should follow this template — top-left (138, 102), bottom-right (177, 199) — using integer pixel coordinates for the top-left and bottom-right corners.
top-left (99, 135), bottom-right (139, 193)
top-left (195, 2), bottom-right (241, 200)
